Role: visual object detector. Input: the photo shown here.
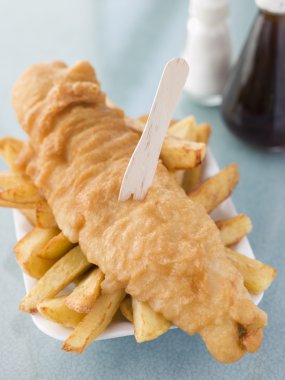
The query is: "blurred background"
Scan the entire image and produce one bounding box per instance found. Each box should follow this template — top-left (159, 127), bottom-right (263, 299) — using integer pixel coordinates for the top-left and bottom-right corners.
top-left (0, 1), bottom-right (284, 380)
top-left (0, 0), bottom-right (256, 136)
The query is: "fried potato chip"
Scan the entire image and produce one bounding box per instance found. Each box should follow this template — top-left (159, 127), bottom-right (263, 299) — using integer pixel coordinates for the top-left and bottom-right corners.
top-left (0, 138), bottom-right (24, 171)
top-left (125, 117), bottom-right (206, 170)
top-left (226, 248), bottom-right (276, 295)
top-left (20, 246), bottom-right (92, 313)
top-left (161, 136), bottom-right (206, 170)
top-left (0, 184), bottom-right (42, 205)
top-left (189, 164), bottom-right (239, 212)
top-left (38, 296), bottom-right (86, 328)
top-left (132, 298), bottom-right (170, 343)
top-left (65, 268), bottom-right (104, 313)
top-left (35, 200), bottom-right (57, 228)
top-left (37, 231), bottom-right (75, 260)
top-left (14, 227), bottom-right (60, 279)
top-left (216, 214), bottom-right (252, 246)
top-left (62, 290), bottom-right (125, 353)
top-left (0, 172), bottom-right (27, 190)
top-left (168, 116), bottom-right (198, 141)
top-left (120, 296), bottom-right (133, 322)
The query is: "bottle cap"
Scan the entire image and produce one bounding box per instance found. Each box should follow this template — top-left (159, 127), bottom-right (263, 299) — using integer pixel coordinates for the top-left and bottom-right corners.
top-left (190, 0), bottom-right (229, 24)
top-left (255, 0), bottom-right (285, 13)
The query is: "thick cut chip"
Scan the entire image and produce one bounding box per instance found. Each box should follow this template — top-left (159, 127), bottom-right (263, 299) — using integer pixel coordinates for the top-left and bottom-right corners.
top-left (226, 248), bottom-right (276, 295)
top-left (169, 117), bottom-right (211, 144)
top-left (0, 183), bottom-right (42, 204)
top-left (19, 246), bottom-right (92, 313)
top-left (62, 290), bottom-right (125, 353)
top-left (65, 268), bottom-right (104, 313)
top-left (216, 215), bottom-right (252, 246)
top-left (0, 138), bottom-right (24, 171)
top-left (0, 198), bottom-right (35, 209)
top-left (37, 231), bottom-right (75, 260)
top-left (120, 296), bottom-right (133, 322)
top-left (182, 166), bottom-right (203, 192)
top-left (125, 117), bottom-right (206, 170)
top-left (196, 123), bottom-right (211, 144)
top-left (38, 296), bottom-right (86, 328)
top-left (0, 172), bottom-right (27, 190)
top-left (189, 164), bottom-right (239, 213)
top-left (169, 116), bottom-right (201, 186)
top-left (168, 116), bottom-right (198, 141)
top-left (132, 298), bottom-right (171, 343)
top-left (35, 200), bottom-right (57, 228)
top-left (14, 227), bottom-right (60, 279)
top-left (161, 136), bottom-right (206, 170)
top-left (168, 118), bottom-right (211, 191)
top-left (182, 122), bottom-right (211, 192)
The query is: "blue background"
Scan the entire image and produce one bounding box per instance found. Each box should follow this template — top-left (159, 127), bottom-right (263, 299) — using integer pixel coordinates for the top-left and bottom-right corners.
top-left (0, 1), bottom-right (284, 379)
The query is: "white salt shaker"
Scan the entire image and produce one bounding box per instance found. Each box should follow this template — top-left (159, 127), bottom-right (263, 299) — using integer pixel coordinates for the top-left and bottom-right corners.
top-left (183, 0), bottom-right (231, 106)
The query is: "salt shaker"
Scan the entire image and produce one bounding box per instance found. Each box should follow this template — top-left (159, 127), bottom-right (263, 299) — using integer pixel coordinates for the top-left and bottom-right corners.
top-left (183, 0), bottom-right (231, 106)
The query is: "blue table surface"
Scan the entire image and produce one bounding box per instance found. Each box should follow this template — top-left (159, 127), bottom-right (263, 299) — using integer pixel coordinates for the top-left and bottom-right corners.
top-left (0, 1), bottom-right (285, 379)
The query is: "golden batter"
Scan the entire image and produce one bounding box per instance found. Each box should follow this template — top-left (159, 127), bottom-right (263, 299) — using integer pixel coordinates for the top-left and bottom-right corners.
top-left (12, 61), bottom-right (267, 363)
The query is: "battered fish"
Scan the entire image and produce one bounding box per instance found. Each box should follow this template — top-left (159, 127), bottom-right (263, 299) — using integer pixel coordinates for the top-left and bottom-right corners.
top-left (12, 61), bottom-right (267, 363)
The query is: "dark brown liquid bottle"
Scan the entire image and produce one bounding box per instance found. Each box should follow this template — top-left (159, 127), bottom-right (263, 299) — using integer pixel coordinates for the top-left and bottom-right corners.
top-left (222, 1), bottom-right (285, 149)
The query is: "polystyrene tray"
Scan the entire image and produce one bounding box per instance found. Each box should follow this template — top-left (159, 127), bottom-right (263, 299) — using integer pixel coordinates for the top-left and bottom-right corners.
top-left (13, 148), bottom-right (263, 342)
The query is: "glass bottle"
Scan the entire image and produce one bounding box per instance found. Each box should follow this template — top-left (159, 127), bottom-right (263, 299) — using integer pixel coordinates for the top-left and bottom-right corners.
top-left (222, 0), bottom-right (285, 149)
top-left (183, 0), bottom-right (231, 106)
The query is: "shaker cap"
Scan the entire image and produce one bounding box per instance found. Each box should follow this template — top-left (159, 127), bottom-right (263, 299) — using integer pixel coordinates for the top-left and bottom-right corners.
top-left (190, 0), bottom-right (229, 24)
top-left (256, 0), bottom-right (285, 13)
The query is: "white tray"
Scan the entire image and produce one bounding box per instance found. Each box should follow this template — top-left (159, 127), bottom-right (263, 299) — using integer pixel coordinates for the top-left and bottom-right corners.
top-left (13, 148), bottom-right (263, 342)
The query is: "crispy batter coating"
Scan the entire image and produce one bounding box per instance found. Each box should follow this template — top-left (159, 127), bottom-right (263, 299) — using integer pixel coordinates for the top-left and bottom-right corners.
top-left (12, 61), bottom-right (267, 363)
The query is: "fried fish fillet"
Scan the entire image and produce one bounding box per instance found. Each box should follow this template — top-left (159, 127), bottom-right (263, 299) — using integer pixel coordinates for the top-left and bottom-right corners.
top-left (12, 61), bottom-right (267, 363)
